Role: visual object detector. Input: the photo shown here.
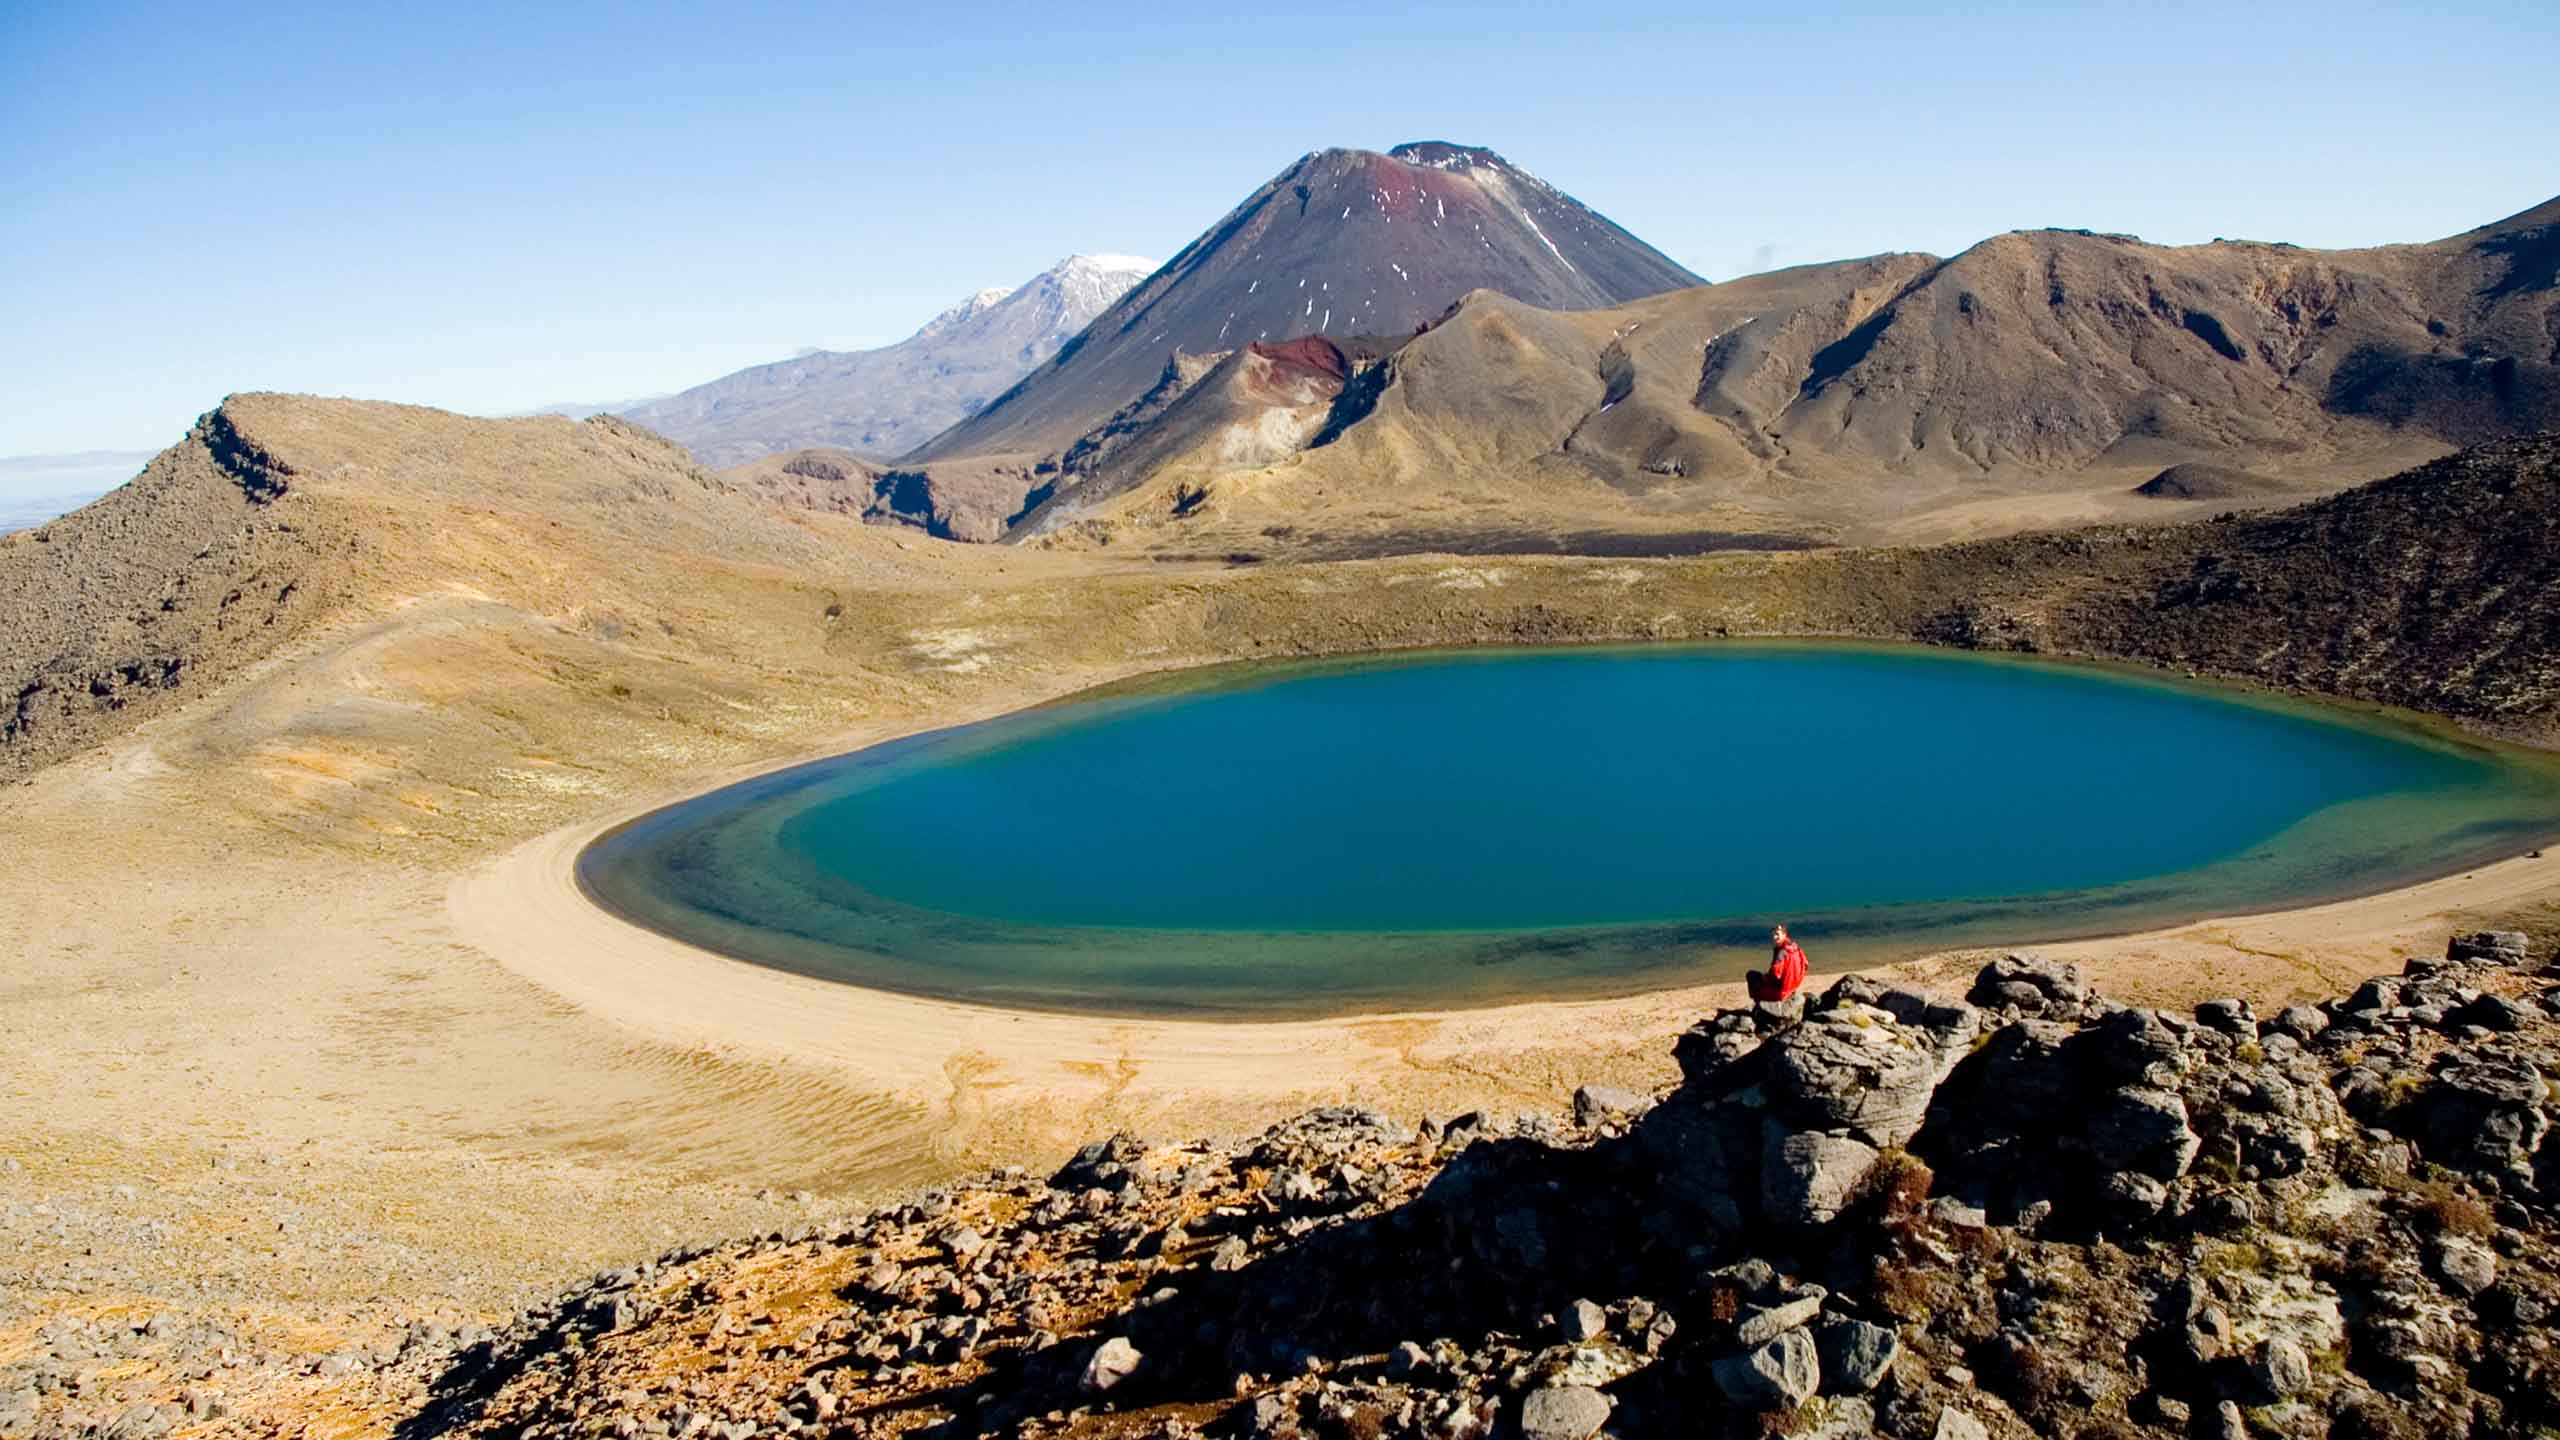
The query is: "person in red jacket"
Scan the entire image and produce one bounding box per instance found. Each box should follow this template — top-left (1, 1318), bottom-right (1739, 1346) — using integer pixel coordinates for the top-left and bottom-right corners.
top-left (1750, 924), bottom-right (1808, 1003)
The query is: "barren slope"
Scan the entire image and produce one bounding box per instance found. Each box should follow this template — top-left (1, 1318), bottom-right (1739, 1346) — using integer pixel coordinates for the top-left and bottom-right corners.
top-left (717, 447), bottom-right (891, 516)
top-left (912, 143), bottom-right (1701, 467)
top-left (0, 396), bottom-right (962, 781)
top-left (1893, 434), bottom-right (2560, 740)
top-left (1014, 198), bottom-right (2560, 560)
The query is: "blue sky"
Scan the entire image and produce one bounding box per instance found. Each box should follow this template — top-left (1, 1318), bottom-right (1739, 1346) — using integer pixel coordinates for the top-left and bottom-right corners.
top-left (3, 0), bottom-right (2555, 457)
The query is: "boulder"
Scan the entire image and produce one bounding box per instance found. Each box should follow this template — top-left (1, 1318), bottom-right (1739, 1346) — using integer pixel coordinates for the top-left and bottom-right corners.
top-left (1813, 1318), bottom-right (1900, 1392)
top-left (2251, 1336), bottom-right (2311, 1400)
top-left (2448, 930), bottom-right (2529, 964)
top-left (1079, 1335), bottom-right (1142, 1393)
top-left (1515, 1385), bottom-right (1611, 1440)
top-left (1763, 1008), bottom-right (1942, 1146)
top-left (1053, 1133), bottom-right (1145, 1191)
top-left (1970, 1019), bottom-right (2077, 1131)
top-left (1711, 1327), bottom-right (1820, 1409)
top-left (2085, 1006), bottom-right (2188, 1086)
top-left (2448, 994), bottom-right (2530, 1033)
top-left (1795, 1396), bottom-right (1877, 1440)
top-left (1967, 954), bottom-right (2092, 1016)
top-left (1267, 1168), bottom-right (1326, 1209)
top-left (1754, 996), bottom-right (1808, 1027)
top-left (2194, 998), bottom-right (2257, 1037)
top-left (2269, 1005), bottom-right (2329, 1040)
top-left (1930, 1195), bottom-right (1990, 1229)
top-left (1831, 978), bottom-right (1982, 1048)
top-left (1673, 1014), bottom-right (1765, 1086)
top-left (2098, 1169), bottom-right (2170, 1222)
top-left (2084, 1086), bottom-right (2201, 1179)
top-left (1734, 1290), bottom-right (1827, 1347)
top-left (1760, 1128), bottom-right (1880, 1227)
top-left (1934, 1406), bottom-right (1991, 1440)
top-left (1711, 1257), bottom-right (1783, 1298)
top-left (2411, 1052), bottom-right (2551, 1182)
top-left (1561, 1298), bottom-right (1607, 1342)
top-left (1636, 1095), bottom-right (1758, 1234)
top-left (2231, 1116), bottom-right (2319, 1178)
top-left (2430, 1236), bottom-right (2498, 1296)
top-left (1572, 1085), bottom-right (1648, 1126)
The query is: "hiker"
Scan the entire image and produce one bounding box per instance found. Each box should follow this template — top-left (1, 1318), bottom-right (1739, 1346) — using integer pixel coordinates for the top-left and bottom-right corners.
top-left (1750, 924), bottom-right (1808, 1003)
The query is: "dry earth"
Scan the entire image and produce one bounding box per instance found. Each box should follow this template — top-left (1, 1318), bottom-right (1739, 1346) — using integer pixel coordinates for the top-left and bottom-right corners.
top-left (3, 400), bottom-right (2557, 1435)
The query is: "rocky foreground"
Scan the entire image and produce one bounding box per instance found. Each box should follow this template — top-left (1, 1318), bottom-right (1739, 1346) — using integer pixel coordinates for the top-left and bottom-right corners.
top-left (27, 930), bottom-right (2549, 1439)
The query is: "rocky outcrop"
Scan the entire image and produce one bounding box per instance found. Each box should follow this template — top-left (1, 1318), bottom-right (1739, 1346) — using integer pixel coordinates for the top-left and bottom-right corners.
top-left (352, 928), bottom-right (2560, 1440)
top-left (0, 404), bottom-right (342, 777)
top-left (0, 393), bottom-right (844, 782)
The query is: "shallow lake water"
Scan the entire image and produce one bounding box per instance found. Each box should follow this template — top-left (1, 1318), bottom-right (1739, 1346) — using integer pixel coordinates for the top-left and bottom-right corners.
top-left (579, 643), bottom-right (2560, 1017)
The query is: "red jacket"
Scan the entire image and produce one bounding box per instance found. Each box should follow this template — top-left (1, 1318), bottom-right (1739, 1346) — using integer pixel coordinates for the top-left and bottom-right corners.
top-left (1760, 939), bottom-right (1808, 1001)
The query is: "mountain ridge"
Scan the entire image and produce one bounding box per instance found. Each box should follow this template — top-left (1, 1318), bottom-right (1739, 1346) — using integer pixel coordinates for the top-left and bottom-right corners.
top-left (618, 254), bottom-right (1157, 468)
top-left (1009, 194), bottom-right (2560, 559)
top-left (12, 393), bottom-right (2560, 788)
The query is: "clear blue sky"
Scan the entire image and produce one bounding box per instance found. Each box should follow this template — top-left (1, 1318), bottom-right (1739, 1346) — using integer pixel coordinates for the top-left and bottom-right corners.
top-left (4, 0), bottom-right (2555, 456)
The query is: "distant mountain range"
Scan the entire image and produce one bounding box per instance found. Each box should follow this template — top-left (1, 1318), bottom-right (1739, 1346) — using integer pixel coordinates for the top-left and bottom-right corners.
top-left (463, 143), bottom-right (2560, 558)
top-left (618, 255), bottom-right (1157, 469)
top-left (513, 396), bottom-right (670, 421)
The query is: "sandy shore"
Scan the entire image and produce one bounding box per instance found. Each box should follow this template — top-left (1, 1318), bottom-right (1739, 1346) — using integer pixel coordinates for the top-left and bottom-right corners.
top-left (452, 698), bottom-right (2560, 1185)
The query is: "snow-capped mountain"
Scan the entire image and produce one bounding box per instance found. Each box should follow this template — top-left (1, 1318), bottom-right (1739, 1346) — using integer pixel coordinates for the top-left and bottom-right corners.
top-left (912, 145), bottom-right (1698, 462)
top-left (619, 254), bottom-right (1157, 467)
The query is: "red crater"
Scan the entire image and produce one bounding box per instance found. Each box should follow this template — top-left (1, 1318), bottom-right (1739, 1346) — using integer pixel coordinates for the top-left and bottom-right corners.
top-left (1247, 336), bottom-right (1351, 384)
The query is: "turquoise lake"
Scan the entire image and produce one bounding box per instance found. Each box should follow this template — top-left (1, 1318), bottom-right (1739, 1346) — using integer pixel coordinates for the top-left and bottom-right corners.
top-left (577, 644), bottom-right (2560, 1017)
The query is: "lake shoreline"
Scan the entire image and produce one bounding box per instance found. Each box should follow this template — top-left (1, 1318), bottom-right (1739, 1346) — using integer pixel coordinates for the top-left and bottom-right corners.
top-left (556, 640), bottom-right (2560, 1022)
top-left (452, 645), bottom-right (2560, 1171)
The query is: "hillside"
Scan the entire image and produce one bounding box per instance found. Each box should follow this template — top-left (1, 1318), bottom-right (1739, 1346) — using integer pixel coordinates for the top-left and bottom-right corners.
top-left (717, 447), bottom-right (890, 516)
top-left (1868, 435), bottom-right (2560, 743)
top-left (9, 407), bottom-right (2560, 791)
top-left (1, 407), bottom-right (348, 771)
top-left (1011, 198), bottom-right (2560, 559)
top-left (0, 395), bottom-right (964, 781)
top-left (1014, 255), bottom-right (1934, 553)
top-left (909, 143), bottom-right (1702, 472)
top-left (620, 255), bottom-right (1156, 468)
top-left (381, 938), bottom-right (2560, 1440)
